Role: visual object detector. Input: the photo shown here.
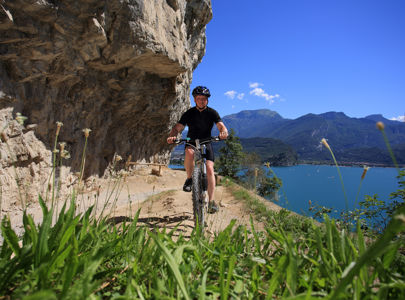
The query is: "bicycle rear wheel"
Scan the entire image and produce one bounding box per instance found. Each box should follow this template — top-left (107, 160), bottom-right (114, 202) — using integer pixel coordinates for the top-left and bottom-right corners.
top-left (192, 165), bottom-right (205, 229)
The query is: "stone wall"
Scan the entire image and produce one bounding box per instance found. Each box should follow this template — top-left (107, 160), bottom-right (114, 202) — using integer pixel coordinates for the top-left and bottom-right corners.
top-left (0, 0), bottom-right (212, 201)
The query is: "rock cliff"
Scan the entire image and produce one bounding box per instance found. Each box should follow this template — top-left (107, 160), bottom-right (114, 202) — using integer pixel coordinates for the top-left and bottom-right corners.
top-left (0, 0), bottom-right (212, 202)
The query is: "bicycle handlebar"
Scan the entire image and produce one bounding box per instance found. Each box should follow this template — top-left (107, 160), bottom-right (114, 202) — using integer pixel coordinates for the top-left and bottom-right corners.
top-left (174, 136), bottom-right (221, 145)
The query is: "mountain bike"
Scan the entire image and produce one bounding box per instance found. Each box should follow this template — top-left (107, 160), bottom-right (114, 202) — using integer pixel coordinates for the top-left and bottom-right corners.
top-left (175, 136), bottom-right (222, 229)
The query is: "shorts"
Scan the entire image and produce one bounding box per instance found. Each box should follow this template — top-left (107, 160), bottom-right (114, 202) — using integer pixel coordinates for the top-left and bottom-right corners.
top-left (185, 142), bottom-right (215, 162)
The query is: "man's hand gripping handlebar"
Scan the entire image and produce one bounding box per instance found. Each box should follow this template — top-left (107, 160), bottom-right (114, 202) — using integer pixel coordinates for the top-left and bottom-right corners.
top-left (172, 136), bottom-right (222, 146)
top-left (167, 135), bottom-right (226, 145)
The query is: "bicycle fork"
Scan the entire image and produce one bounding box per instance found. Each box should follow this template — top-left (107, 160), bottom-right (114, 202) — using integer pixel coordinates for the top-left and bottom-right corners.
top-left (199, 143), bottom-right (208, 205)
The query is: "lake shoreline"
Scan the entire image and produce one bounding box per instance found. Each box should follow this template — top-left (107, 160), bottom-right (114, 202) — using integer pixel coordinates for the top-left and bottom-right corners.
top-left (298, 160), bottom-right (404, 168)
top-left (169, 161), bottom-right (404, 170)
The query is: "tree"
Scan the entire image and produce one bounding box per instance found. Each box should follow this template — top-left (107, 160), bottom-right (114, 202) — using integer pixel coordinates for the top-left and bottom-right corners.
top-left (216, 129), bottom-right (244, 177)
top-left (257, 167), bottom-right (283, 199)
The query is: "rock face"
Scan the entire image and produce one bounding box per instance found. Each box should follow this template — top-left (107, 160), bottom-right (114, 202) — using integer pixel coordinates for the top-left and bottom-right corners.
top-left (0, 0), bottom-right (212, 200)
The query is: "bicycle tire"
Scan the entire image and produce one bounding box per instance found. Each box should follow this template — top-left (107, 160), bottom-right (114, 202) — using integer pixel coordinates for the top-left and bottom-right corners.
top-left (192, 165), bottom-right (205, 228)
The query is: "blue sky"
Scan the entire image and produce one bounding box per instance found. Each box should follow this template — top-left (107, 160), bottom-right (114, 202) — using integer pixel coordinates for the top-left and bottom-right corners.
top-left (190, 0), bottom-right (405, 121)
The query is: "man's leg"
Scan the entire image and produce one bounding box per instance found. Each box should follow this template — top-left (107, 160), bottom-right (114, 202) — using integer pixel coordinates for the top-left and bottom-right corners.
top-left (183, 147), bottom-right (194, 192)
top-left (206, 160), bottom-right (215, 202)
top-left (184, 147), bottom-right (195, 178)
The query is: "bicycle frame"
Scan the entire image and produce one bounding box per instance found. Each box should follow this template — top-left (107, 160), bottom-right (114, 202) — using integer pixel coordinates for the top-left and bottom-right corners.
top-left (189, 139), bottom-right (207, 192)
top-left (175, 136), bottom-right (221, 228)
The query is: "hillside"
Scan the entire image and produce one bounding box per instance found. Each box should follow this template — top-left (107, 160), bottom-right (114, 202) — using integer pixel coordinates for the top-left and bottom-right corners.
top-left (238, 137), bottom-right (297, 166)
top-left (219, 109), bottom-right (287, 138)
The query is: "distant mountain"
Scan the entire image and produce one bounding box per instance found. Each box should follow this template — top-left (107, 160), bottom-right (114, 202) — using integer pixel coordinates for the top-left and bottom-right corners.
top-left (364, 114), bottom-right (400, 125)
top-left (216, 109), bottom-right (287, 138)
top-left (220, 109), bottom-right (405, 166)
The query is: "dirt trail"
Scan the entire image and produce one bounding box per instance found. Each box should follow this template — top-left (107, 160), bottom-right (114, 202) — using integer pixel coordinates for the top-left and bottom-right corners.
top-left (109, 166), bottom-right (283, 237)
top-left (5, 166), bottom-right (283, 237)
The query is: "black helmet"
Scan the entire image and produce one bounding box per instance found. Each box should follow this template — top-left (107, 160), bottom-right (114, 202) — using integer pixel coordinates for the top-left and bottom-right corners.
top-left (192, 86), bottom-right (211, 98)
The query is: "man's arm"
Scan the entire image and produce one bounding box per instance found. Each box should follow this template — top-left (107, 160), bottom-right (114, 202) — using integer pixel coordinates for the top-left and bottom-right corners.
top-left (167, 123), bottom-right (185, 144)
top-left (216, 121), bottom-right (228, 140)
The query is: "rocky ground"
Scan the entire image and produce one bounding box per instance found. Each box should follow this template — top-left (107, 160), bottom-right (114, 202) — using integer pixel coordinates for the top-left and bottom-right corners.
top-left (3, 166), bottom-right (283, 238)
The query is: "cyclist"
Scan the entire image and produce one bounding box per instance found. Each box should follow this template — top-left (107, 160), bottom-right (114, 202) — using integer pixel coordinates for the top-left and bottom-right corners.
top-left (167, 86), bottom-right (228, 213)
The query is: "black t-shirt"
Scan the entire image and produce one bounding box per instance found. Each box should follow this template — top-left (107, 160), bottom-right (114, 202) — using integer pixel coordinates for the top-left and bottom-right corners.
top-left (178, 106), bottom-right (222, 140)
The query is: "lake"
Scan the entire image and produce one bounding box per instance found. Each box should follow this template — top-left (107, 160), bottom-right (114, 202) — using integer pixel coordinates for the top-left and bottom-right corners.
top-left (269, 165), bottom-right (400, 219)
top-left (169, 164), bottom-right (401, 219)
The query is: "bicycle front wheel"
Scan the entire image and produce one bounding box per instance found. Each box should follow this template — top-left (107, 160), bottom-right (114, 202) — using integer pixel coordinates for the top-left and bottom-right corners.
top-left (192, 165), bottom-right (205, 229)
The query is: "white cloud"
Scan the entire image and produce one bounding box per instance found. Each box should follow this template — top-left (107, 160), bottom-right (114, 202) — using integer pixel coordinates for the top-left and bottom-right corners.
top-left (390, 115), bottom-right (405, 122)
top-left (249, 82), bottom-right (261, 89)
top-left (237, 93), bottom-right (245, 100)
top-left (249, 87), bottom-right (280, 102)
top-left (225, 90), bottom-right (245, 100)
top-left (248, 83), bottom-right (281, 104)
top-left (226, 83), bottom-right (282, 104)
top-left (224, 90), bottom-right (237, 99)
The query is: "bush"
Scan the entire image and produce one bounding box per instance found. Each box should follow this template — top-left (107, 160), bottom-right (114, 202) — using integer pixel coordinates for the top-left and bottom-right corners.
top-left (216, 129), bottom-right (244, 177)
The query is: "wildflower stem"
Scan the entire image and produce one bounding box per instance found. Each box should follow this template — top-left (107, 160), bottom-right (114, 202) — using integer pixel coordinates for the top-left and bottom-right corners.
top-left (354, 179), bottom-right (364, 209)
top-left (322, 139), bottom-right (349, 212)
top-left (380, 129), bottom-right (400, 173)
top-left (78, 135), bottom-right (88, 188)
top-left (51, 134), bottom-right (59, 209)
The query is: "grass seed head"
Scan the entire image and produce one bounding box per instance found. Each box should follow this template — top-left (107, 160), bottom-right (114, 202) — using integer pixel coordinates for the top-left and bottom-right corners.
top-left (61, 150), bottom-right (70, 159)
top-left (376, 121), bottom-right (385, 131)
top-left (59, 142), bottom-right (66, 152)
top-left (361, 165), bottom-right (370, 180)
top-left (321, 138), bottom-right (331, 150)
top-left (82, 128), bottom-right (91, 138)
top-left (56, 121), bottom-right (63, 135)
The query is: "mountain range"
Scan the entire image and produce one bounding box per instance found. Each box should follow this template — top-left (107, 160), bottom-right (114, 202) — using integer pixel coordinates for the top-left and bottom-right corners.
top-left (216, 109), bottom-right (405, 166)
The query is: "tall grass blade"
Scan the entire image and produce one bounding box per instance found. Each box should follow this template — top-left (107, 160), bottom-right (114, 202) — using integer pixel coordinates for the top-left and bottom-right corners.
top-left (219, 252), bottom-right (225, 298)
top-left (266, 255), bottom-right (288, 298)
top-left (331, 204), bottom-right (405, 298)
top-left (288, 248), bottom-right (298, 296)
top-left (382, 242), bottom-right (400, 269)
top-left (35, 197), bottom-right (53, 267)
top-left (61, 237), bottom-right (79, 298)
top-left (22, 212), bottom-right (38, 250)
top-left (314, 226), bottom-right (332, 278)
top-left (250, 215), bottom-right (262, 256)
top-left (151, 233), bottom-right (190, 300)
top-left (1, 216), bottom-right (21, 258)
top-left (356, 221), bottom-right (366, 256)
top-left (199, 267), bottom-right (211, 300)
top-left (222, 254), bottom-right (236, 300)
top-left (47, 244), bottom-right (73, 277)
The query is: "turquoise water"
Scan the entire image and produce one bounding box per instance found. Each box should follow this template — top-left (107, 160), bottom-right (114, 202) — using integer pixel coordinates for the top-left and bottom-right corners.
top-left (270, 165), bottom-right (400, 218)
top-left (169, 164), bottom-right (401, 219)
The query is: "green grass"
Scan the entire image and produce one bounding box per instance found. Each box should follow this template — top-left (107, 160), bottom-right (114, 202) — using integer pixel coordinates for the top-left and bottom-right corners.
top-left (1, 194), bottom-right (404, 299)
